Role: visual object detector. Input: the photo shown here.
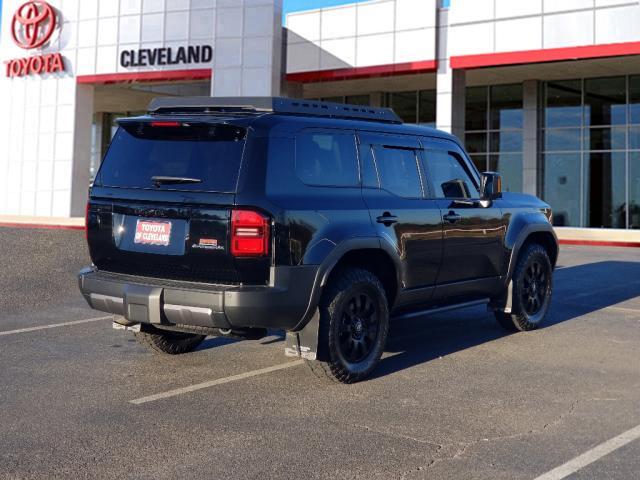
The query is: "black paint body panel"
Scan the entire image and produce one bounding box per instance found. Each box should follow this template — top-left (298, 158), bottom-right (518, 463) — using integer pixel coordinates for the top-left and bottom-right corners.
top-left (81, 109), bottom-right (558, 331)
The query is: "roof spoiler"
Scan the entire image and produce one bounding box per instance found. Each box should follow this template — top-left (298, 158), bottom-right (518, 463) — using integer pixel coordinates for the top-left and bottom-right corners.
top-left (147, 96), bottom-right (402, 124)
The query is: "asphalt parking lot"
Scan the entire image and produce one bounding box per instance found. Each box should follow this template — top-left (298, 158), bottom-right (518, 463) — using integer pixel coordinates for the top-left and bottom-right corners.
top-left (0, 227), bottom-right (639, 479)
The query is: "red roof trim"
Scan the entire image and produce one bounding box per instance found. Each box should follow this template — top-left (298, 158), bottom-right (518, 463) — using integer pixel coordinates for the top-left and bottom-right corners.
top-left (76, 69), bottom-right (212, 85)
top-left (286, 60), bottom-right (437, 83)
top-left (450, 41), bottom-right (640, 69)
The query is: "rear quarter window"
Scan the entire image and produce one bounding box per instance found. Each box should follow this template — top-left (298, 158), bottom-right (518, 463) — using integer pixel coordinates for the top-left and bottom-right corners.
top-left (295, 130), bottom-right (359, 187)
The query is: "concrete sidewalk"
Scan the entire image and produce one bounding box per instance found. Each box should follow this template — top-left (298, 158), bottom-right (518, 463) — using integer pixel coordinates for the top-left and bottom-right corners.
top-left (554, 227), bottom-right (640, 247)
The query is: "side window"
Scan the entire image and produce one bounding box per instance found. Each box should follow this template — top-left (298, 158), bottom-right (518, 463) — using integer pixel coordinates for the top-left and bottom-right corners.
top-left (372, 146), bottom-right (423, 198)
top-left (295, 131), bottom-right (359, 187)
top-left (426, 149), bottom-right (480, 199)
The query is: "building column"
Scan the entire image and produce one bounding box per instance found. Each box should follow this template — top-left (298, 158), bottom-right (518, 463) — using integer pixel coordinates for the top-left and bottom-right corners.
top-left (70, 84), bottom-right (94, 217)
top-left (522, 80), bottom-right (539, 196)
top-left (435, 8), bottom-right (465, 142)
top-left (212, 0), bottom-right (283, 97)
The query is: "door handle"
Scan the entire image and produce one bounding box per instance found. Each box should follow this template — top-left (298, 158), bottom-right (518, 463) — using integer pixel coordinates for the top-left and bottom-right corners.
top-left (376, 212), bottom-right (398, 226)
top-left (443, 211), bottom-right (462, 224)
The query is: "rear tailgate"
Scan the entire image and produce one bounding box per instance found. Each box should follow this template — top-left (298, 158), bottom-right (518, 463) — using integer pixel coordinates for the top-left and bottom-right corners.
top-left (87, 120), bottom-right (270, 285)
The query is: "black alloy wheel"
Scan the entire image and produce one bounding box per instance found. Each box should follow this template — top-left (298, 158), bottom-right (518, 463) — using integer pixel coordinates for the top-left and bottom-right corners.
top-left (520, 259), bottom-right (549, 316)
top-left (337, 291), bottom-right (380, 364)
top-left (306, 267), bottom-right (389, 383)
top-left (494, 243), bottom-right (553, 332)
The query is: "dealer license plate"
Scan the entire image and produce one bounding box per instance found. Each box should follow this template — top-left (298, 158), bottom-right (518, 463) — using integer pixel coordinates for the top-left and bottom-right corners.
top-left (133, 219), bottom-right (172, 246)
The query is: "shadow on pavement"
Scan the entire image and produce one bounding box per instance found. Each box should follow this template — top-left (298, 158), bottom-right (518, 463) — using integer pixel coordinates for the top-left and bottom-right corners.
top-left (373, 260), bottom-right (640, 380)
top-left (547, 260), bottom-right (640, 325)
top-left (195, 329), bottom-right (285, 351)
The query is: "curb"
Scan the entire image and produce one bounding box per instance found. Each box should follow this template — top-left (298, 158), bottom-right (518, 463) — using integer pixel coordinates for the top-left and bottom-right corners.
top-left (0, 222), bottom-right (85, 231)
top-left (559, 239), bottom-right (640, 248)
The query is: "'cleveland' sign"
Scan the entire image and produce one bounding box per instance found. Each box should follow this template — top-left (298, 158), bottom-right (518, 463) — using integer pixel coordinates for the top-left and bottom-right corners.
top-left (120, 45), bottom-right (213, 68)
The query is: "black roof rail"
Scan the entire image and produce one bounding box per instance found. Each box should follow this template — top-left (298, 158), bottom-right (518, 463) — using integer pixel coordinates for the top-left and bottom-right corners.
top-left (147, 96), bottom-right (402, 124)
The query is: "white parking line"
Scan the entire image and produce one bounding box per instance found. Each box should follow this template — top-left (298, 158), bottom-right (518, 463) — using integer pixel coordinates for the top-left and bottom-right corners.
top-left (130, 360), bottom-right (305, 405)
top-left (0, 316), bottom-right (112, 337)
top-left (534, 424), bottom-right (640, 480)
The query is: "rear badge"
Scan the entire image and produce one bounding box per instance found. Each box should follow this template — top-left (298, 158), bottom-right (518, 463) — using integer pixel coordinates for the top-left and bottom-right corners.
top-left (193, 238), bottom-right (225, 251)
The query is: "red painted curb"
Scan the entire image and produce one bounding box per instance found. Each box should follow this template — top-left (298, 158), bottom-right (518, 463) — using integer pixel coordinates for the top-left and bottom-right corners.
top-left (0, 222), bottom-right (85, 231)
top-left (559, 239), bottom-right (640, 248)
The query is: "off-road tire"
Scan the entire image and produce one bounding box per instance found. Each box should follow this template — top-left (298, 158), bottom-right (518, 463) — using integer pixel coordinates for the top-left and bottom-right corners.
top-left (495, 243), bottom-right (553, 332)
top-left (134, 324), bottom-right (206, 354)
top-left (306, 267), bottom-right (389, 384)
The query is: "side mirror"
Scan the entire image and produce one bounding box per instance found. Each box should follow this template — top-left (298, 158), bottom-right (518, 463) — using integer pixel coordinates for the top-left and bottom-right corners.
top-left (480, 172), bottom-right (502, 202)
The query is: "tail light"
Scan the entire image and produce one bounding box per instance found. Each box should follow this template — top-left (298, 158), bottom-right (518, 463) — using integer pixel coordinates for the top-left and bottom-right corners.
top-left (231, 210), bottom-right (270, 257)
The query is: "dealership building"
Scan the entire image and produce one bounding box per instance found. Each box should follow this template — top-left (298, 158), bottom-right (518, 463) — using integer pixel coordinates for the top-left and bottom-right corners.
top-left (1, 0), bottom-right (640, 233)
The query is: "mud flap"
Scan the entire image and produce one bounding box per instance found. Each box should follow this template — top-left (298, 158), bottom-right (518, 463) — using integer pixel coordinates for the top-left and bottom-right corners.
top-left (284, 309), bottom-right (320, 361)
top-left (489, 280), bottom-right (514, 314)
top-left (503, 280), bottom-right (514, 313)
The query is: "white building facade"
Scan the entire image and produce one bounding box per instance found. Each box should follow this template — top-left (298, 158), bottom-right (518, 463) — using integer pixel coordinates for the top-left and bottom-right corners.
top-left (1, 0), bottom-right (640, 230)
top-left (0, 0), bottom-right (282, 217)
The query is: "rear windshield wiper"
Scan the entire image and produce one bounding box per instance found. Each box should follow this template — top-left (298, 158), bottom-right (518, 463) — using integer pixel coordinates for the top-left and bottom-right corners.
top-left (151, 176), bottom-right (202, 187)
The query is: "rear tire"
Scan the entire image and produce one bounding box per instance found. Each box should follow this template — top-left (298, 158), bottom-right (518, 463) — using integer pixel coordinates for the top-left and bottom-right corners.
top-left (134, 325), bottom-right (206, 354)
top-left (306, 267), bottom-right (389, 384)
top-left (495, 243), bottom-right (553, 332)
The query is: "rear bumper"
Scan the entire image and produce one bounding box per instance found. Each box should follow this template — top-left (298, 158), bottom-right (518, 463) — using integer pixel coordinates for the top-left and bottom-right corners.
top-left (78, 265), bottom-right (319, 331)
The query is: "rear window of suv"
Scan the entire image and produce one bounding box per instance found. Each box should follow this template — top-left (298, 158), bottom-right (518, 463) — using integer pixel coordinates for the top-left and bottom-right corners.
top-left (95, 122), bottom-right (246, 192)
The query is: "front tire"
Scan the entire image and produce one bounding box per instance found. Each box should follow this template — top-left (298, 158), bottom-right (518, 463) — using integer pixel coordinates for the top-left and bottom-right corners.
top-left (134, 325), bottom-right (206, 354)
top-left (306, 267), bottom-right (389, 384)
top-left (495, 243), bottom-right (553, 332)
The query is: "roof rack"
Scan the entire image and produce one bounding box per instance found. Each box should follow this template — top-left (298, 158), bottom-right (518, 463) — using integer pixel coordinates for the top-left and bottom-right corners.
top-left (147, 96), bottom-right (402, 124)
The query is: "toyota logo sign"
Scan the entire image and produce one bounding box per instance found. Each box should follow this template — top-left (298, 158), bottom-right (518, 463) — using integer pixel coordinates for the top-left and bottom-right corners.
top-left (11, 1), bottom-right (57, 50)
top-left (4, 1), bottom-right (65, 77)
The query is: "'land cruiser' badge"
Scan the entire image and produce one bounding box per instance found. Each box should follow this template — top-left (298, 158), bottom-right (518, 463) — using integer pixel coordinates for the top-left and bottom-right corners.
top-left (193, 238), bottom-right (224, 251)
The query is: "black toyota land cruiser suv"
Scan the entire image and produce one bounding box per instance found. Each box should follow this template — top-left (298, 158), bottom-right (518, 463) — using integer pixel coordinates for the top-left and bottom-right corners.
top-left (79, 97), bottom-right (558, 383)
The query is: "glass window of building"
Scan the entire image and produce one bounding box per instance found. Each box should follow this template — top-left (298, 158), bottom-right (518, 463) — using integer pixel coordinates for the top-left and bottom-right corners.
top-left (543, 153), bottom-right (582, 228)
top-left (388, 92), bottom-right (418, 124)
top-left (320, 95), bottom-right (371, 105)
top-left (543, 76), bottom-right (639, 229)
top-left (464, 84), bottom-right (523, 192)
top-left (386, 90), bottom-right (436, 127)
top-left (545, 80), bottom-right (582, 128)
top-left (418, 90), bottom-right (436, 126)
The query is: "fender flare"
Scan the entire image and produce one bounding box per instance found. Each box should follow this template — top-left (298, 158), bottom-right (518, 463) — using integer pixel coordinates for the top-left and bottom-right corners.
top-left (505, 222), bottom-right (558, 284)
top-left (285, 236), bottom-right (401, 361)
top-left (291, 236), bottom-right (401, 332)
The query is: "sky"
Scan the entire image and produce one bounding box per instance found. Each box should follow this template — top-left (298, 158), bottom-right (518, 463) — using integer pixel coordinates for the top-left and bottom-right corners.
top-left (283, 0), bottom-right (371, 16)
